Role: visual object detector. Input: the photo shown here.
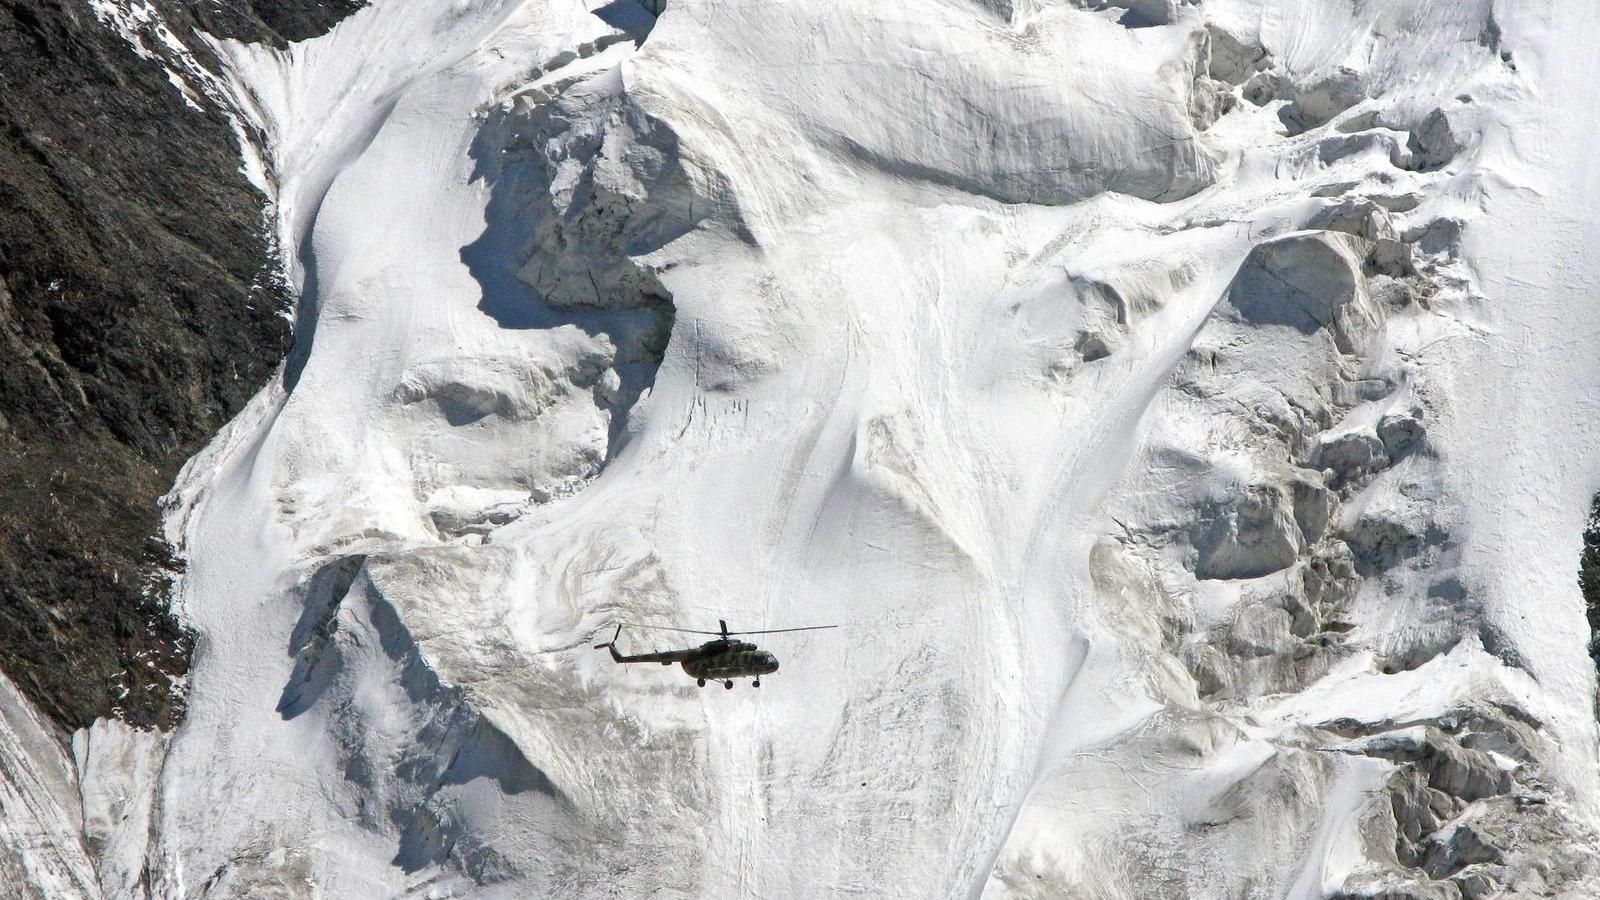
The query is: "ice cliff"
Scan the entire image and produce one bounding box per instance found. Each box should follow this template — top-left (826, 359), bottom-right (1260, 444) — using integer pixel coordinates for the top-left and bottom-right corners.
top-left (9, 0), bottom-right (1600, 897)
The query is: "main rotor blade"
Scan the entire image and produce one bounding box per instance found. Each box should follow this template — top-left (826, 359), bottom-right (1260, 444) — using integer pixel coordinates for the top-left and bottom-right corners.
top-left (724, 625), bottom-right (840, 635)
top-left (617, 622), bottom-right (726, 636)
top-left (615, 622), bottom-right (841, 637)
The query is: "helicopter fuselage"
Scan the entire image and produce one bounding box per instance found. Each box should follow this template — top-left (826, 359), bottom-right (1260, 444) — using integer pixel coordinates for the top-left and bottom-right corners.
top-left (595, 622), bottom-right (828, 688)
top-left (599, 632), bottom-right (779, 685)
top-left (680, 640), bottom-right (779, 681)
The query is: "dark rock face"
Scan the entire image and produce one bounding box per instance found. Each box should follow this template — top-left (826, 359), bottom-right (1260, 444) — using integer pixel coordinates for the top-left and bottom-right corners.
top-left (0, 0), bottom-right (359, 731)
top-left (178, 0), bottom-right (367, 46)
top-left (1581, 492), bottom-right (1600, 674)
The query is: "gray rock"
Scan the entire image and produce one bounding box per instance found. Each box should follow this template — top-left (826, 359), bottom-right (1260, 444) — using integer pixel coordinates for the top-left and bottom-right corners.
top-left (1224, 231), bottom-right (1384, 355)
top-left (1423, 819), bottom-right (1505, 878)
top-left (1318, 430), bottom-right (1389, 484)
top-left (1309, 198), bottom-right (1398, 242)
top-left (1370, 239), bottom-right (1417, 278)
top-left (1378, 411), bottom-right (1426, 460)
top-left (1292, 476), bottom-right (1334, 544)
top-left (1303, 541), bottom-right (1359, 608)
top-left (1361, 728), bottom-right (1513, 804)
top-left (1193, 484), bottom-right (1304, 579)
top-left (1453, 868), bottom-right (1504, 900)
top-left (1408, 108), bottom-right (1466, 171)
top-left (1205, 24), bottom-right (1269, 85)
top-left (1281, 67), bottom-right (1369, 134)
top-left (1225, 602), bottom-right (1295, 657)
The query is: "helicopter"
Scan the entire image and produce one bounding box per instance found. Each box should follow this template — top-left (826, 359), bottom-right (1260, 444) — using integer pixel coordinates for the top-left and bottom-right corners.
top-left (593, 619), bottom-right (837, 689)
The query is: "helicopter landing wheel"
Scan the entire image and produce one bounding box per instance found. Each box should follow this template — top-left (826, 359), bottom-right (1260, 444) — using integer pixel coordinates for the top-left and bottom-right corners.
top-left (724, 680), bottom-right (734, 690)
top-left (697, 678), bottom-right (706, 688)
top-left (752, 679), bottom-right (761, 688)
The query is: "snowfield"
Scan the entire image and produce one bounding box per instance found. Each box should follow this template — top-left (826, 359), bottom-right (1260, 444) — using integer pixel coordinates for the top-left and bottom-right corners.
top-left (14, 0), bottom-right (1600, 896)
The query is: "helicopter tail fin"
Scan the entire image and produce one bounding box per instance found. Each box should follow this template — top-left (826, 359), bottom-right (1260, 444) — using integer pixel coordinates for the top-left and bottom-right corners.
top-left (593, 624), bottom-right (624, 661)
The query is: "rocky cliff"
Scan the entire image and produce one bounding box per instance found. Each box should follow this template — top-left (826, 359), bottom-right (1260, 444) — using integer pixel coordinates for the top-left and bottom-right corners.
top-left (0, 0), bottom-right (364, 730)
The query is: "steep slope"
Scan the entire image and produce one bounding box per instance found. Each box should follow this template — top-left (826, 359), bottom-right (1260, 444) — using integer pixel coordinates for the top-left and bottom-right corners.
top-left (23, 0), bottom-right (1600, 897)
top-left (0, 0), bottom-right (363, 894)
top-left (0, 0), bottom-right (373, 733)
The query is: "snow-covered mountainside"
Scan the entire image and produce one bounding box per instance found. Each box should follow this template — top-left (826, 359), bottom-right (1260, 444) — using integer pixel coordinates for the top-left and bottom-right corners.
top-left (12, 0), bottom-right (1600, 896)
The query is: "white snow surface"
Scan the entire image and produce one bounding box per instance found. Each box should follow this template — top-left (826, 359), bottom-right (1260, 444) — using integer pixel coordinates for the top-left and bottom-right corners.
top-left (0, 673), bottom-right (99, 898)
top-left (44, 0), bottom-right (1600, 896)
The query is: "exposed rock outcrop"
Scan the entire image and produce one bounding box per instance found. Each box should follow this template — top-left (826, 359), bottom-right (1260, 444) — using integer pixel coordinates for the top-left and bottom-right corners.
top-left (0, 0), bottom-right (360, 731)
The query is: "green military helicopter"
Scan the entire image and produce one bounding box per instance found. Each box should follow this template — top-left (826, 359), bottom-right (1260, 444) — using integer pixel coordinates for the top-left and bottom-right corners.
top-left (594, 619), bottom-right (837, 689)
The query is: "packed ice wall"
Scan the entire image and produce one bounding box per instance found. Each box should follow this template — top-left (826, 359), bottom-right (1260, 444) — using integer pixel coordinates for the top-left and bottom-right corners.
top-left (56, 0), bottom-right (1600, 897)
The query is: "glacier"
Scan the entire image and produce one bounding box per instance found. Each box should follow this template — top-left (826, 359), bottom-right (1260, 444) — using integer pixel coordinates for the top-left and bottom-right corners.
top-left (10, 0), bottom-right (1600, 896)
